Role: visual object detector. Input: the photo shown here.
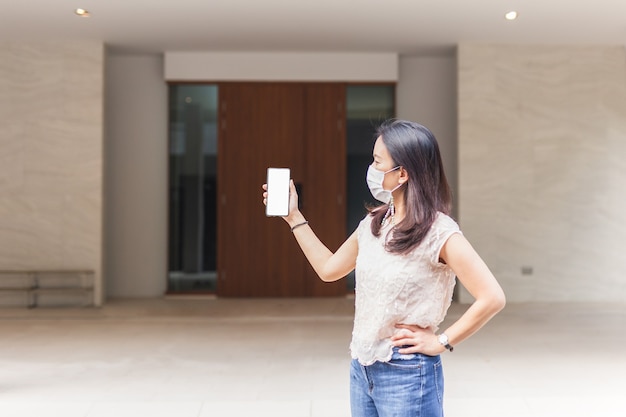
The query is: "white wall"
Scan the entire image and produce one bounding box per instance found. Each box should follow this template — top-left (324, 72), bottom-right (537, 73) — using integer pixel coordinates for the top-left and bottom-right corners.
top-left (0, 41), bottom-right (104, 305)
top-left (165, 52), bottom-right (398, 81)
top-left (104, 53), bottom-right (168, 298)
top-left (458, 44), bottom-right (626, 303)
top-left (397, 55), bottom-right (458, 217)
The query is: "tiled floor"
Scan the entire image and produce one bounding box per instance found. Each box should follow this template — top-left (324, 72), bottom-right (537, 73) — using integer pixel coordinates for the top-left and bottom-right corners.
top-left (0, 298), bottom-right (625, 416)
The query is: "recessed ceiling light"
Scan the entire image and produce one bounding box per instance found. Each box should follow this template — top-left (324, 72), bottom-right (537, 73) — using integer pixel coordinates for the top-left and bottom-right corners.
top-left (75, 8), bottom-right (91, 17)
top-left (505, 11), bottom-right (518, 21)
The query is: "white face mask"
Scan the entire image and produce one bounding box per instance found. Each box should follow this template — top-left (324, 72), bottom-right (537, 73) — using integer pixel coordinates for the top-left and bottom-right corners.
top-left (366, 165), bottom-right (402, 204)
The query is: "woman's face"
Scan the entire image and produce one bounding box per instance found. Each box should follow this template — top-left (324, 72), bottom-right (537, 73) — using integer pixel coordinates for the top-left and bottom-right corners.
top-left (372, 136), bottom-right (401, 191)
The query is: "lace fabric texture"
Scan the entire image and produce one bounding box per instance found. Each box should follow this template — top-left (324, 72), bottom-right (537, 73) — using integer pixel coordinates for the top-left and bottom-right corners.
top-left (350, 212), bottom-right (461, 366)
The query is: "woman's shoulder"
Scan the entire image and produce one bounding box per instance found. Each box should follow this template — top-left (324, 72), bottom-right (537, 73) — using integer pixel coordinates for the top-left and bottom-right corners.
top-left (418, 212), bottom-right (462, 262)
top-left (357, 212), bottom-right (374, 229)
top-left (431, 212), bottom-right (461, 235)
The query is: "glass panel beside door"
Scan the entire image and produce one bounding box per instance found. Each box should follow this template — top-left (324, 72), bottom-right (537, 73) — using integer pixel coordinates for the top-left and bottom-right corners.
top-left (345, 85), bottom-right (395, 291)
top-left (168, 84), bottom-right (218, 293)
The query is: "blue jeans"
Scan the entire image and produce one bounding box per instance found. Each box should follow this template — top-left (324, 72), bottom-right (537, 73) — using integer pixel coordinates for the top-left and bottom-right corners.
top-left (350, 347), bottom-right (444, 417)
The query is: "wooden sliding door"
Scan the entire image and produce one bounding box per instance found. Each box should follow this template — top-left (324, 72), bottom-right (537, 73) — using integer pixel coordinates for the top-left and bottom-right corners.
top-left (217, 83), bottom-right (346, 297)
top-left (301, 84), bottom-right (346, 296)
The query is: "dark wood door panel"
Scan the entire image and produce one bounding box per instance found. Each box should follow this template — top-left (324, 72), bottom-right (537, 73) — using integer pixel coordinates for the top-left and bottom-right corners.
top-left (218, 83), bottom-right (306, 297)
top-left (302, 83), bottom-right (347, 296)
top-left (217, 82), bottom-right (347, 297)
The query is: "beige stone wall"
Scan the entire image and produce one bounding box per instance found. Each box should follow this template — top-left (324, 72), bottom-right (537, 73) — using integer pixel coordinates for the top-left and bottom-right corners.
top-left (458, 44), bottom-right (626, 302)
top-left (0, 41), bottom-right (104, 305)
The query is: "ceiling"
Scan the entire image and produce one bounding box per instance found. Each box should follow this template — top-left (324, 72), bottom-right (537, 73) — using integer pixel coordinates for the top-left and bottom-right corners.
top-left (2, 0), bottom-right (626, 55)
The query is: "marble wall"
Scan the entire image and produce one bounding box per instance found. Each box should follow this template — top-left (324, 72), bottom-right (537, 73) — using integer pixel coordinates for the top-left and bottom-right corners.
top-left (0, 41), bottom-right (104, 305)
top-left (458, 44), bottom-right (626, 302)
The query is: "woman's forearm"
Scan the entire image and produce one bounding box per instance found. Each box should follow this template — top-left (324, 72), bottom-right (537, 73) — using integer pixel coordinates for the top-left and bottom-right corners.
top-left (441, 290), bottom-right (506, 348)
top-left (287, 211), bottom-right (357, 282)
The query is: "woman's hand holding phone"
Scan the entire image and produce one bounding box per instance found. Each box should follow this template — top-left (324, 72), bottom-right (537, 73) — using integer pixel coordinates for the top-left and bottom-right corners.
top-left (262, 177), bottom-right (305, 227)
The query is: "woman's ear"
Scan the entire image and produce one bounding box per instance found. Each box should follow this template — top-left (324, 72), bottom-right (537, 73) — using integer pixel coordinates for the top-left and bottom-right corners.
top-left (399, 167), bottom-right (409, 184)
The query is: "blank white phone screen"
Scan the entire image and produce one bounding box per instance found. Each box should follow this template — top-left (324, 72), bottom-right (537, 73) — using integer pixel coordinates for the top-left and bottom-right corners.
top-left (266, 168), bottom-right (290, 217)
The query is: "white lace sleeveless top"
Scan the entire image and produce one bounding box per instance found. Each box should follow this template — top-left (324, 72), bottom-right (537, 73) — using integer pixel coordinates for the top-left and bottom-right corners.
top-left (350, 212), bottom-right (461, 366)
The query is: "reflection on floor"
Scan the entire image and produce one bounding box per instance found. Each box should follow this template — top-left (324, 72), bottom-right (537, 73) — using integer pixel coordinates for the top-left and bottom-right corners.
top-left (0, 298), bottom-right (625, 416)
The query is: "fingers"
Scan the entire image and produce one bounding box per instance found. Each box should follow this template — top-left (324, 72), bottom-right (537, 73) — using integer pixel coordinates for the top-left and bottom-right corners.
top-left (391, 336), bottom-right (421, 355)
top-left (390, 326), bottom-right (441, 356)
top-left (396, 345), bottom-right (420, 354)
top-left (261, 181), bottom-right (298, 212)
top-left (391, 331), bottom-right (423, 353)
top-left (262, 184), bottom-right (268, 206)
top-left (390, 329), bottom-right (416, 346)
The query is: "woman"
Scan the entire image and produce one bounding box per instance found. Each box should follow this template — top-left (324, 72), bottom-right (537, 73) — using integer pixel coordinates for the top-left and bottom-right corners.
top-left (262, 119), bottom-right (505, 417)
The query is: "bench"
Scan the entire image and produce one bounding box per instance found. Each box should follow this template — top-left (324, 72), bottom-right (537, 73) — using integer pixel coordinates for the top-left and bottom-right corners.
top-left (0, 270), bottom-right (95, 308)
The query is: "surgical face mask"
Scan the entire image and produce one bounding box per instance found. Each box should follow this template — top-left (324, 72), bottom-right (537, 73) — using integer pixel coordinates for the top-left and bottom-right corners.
top-left (366, 165), bottom-right (402, 204)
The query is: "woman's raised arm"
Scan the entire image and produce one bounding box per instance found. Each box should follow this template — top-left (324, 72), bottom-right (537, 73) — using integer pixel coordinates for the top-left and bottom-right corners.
top-left (263, 180), bottom-right (358, 282)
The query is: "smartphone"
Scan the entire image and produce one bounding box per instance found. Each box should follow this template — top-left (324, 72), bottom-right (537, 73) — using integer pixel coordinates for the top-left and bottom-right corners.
top-left (266, 167), bottom-right (291, 217)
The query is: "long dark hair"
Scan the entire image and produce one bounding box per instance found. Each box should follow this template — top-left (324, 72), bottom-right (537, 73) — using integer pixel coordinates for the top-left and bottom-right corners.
top-left (369, 119), bottom-right (452, 254)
